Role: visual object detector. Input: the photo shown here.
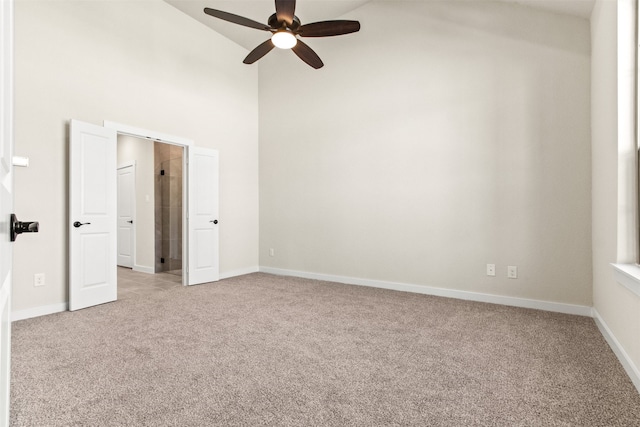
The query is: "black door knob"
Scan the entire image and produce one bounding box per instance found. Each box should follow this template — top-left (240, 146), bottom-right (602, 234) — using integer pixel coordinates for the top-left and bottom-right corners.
top-left (11, 214), bottom-right (39, 242)
top-left (73, 221), bottom-right (91, 228)
top-left (210, 219), bottom-right (218, 225)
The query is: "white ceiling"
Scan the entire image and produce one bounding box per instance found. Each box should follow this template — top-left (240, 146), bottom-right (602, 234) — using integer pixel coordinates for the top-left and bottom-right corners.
top-left (506, 0), bottom-right (594, 19)
top-left (166, 1), bottom-right (370, 50)
top-left (165, 0), bottom-right (595, 50)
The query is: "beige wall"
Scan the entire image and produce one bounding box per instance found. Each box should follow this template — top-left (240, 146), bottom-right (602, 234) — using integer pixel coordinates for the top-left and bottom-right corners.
top-left (12, 0), bottom-right (259, 312)
top-left (11, 0), bottom-right (640, 389)
top-left (117, 135), bottom-right (155, 272)
top-left (591, 0), bottom-right (640, 381)
top-left (259, 1), bottom-right (592, 306)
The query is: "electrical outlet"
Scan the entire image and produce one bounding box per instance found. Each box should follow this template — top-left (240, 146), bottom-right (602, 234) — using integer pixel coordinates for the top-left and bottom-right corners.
top-left (507, 266), bottom-right (518, 279)
top-left (34, 273), bottom-right (45, 287)
top-left (269, 248), bottom-right (275, 257)
top-left (486, 264), bottom-right (496, 276)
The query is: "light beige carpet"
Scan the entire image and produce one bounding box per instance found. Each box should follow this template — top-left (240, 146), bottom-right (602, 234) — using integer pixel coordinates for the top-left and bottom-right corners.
top-left (10, 273), bottom-right (640, 426)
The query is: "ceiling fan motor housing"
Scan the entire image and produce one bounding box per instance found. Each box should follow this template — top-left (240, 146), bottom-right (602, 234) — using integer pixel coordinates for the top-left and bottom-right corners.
top-left (268, 13), bottom-right (301, 31)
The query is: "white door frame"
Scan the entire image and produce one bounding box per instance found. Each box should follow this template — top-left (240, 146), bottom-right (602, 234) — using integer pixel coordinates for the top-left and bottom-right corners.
top-left (117, 162), bottom-right (136, 269)
top-left (105, 121), bottom-right (192, 285)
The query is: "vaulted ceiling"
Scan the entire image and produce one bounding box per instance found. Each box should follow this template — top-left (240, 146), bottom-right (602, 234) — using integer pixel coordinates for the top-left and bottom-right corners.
top-left (165, 0), bottom-right (595, 50)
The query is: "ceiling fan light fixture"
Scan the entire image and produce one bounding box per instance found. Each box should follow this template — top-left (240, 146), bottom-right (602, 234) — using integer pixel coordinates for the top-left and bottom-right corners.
top-left (204, 2), bottom-right (361, 68)
top-left (271, 30), bottom-right (297, 49)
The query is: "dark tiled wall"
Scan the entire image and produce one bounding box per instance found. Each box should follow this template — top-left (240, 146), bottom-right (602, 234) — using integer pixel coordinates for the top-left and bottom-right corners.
top-left (154, 142), bottom-right (183, 273)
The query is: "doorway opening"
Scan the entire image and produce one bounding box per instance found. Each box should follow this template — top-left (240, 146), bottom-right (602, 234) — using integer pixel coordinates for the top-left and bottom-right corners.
top-left (116, 134), bottom-right (186, 285)
top-left (154, 142), bottom-right (184, 277)
top-left (69, 119), bottom-right (219, 311)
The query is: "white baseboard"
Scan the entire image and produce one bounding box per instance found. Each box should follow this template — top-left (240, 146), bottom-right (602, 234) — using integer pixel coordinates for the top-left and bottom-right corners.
top-left (12, 302), bottom-right (68, 322)
top-left (133, 264), bottom-right (154, 274)
top-left (11, 268), bottom-right (638, 395)
top-left (259, 267), bottom-right (593, 317)
top-left (8, 268), bottom-right (592, 320)
top-left (593, 308), bottom-right (640, 394)
top-left (9, 266), bottom-right (260, 322)
top-left (220, 266), bottom-right (259, 280)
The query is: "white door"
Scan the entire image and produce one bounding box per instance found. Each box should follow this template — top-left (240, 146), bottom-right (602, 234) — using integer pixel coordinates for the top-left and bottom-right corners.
top-left (117, 164), bottom-right (135, 268)
top-left (187, 147), bottom-right (219, 285)
top-left (69, 120), bottom-right (117, 311)
top-left (0, 0), bottom-right (13, 423)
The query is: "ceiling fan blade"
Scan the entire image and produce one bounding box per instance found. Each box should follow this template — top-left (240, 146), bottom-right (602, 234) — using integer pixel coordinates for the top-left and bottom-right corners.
top-left (297, 20), bottom-right (361, 37)
top-left (204, 8), bottom-right (272, 32)
top-left (243, 39), bottom-right (276, 64)
top-left (275, 0), bottom-right (296, 27)
top-left (291, 39), bottom-right (323, 69)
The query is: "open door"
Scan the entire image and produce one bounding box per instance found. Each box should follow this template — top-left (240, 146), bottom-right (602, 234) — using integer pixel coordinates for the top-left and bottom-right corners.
top-left (0, 0), bottom-right (13, 422)
top-left (117, 164), bottom-right (135, 268)
top-left (187, 147), bottom-right (219, 285)
top-left (69, 120), bottom-right (117, 311)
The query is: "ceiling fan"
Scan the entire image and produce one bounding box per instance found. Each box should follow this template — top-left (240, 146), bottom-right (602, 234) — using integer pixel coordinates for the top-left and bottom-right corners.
top-left (204, 0), bottom-right (361, 69)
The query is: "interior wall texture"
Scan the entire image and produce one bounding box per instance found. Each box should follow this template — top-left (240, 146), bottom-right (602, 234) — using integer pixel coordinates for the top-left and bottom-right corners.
top-left (259, 1), bottom-right (592, 306)
top-left (117, 135), bottom-right (155, 272)
top-left (591, 0), bottom-right (640, 381)
top-left (13, 0), bottom-right (259, 312)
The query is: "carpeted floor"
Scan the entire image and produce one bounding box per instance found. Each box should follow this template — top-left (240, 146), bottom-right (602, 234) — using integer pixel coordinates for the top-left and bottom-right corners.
top-left (10, 272), bottom-right (640, 426)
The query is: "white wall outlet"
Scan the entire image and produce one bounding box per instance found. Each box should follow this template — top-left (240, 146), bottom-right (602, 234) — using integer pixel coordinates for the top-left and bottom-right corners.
top-left (486, 264), bottom-right (496, 276)
top-left (507, 266), bottom-right (518, 279)
top-left (34, 273), bottom-right (45, 287)
top-left (269, 248), bottom-right (275, 257)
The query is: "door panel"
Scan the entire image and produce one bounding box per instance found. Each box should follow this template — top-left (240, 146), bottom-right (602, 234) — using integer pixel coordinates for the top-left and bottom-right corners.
top-left (195, 229), bottom-right (215, 268)
top-left (117, 165), bottom-right (134, 268)
top-left (188, 147), bottom-right (219, 285)
top-left (82, 137), bottom-right (110, 214)
top-left (70, 120), bottom-right (117, 311)
top-left (0, 0), bottom-right (13, 423)
top-left (81, 233), bottom-right (109, 286)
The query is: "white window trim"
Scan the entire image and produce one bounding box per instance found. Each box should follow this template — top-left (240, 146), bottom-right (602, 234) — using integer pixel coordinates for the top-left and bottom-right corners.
top-left (613, 0), bottom-right (640, 298)
top-left (612, 263), bottom-right (640, 297)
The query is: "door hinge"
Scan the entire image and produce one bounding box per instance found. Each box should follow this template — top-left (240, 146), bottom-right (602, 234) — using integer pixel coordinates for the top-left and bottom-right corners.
top-left (160, 170), bottom-right (165, 176)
